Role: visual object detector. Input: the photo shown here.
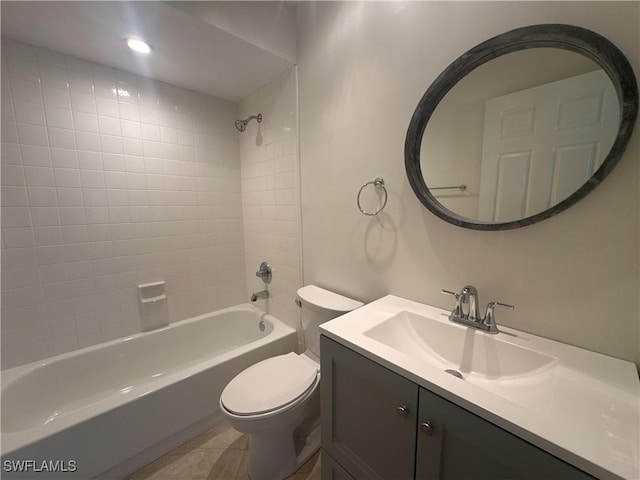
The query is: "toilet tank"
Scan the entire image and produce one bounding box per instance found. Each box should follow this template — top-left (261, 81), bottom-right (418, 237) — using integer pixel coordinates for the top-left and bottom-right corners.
top-left (297, 285), bottom-right (363, 358)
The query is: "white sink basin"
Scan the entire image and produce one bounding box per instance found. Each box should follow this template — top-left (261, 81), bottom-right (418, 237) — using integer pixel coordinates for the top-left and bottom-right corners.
top-left (319, 295), bottom-right (640, 480)
top-left (364, 310), bottom-right (556, 380)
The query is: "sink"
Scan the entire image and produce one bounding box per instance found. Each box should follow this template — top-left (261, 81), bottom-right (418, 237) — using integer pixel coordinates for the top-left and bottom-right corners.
top-left (320, 295), bottom-right (640, 480)
top-left (363, 310), bottom-right (557, 381)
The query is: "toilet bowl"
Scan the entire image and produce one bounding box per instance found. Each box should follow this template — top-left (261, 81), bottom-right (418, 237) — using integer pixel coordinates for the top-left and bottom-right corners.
top-left (219, 285), bottom-right (363, 480)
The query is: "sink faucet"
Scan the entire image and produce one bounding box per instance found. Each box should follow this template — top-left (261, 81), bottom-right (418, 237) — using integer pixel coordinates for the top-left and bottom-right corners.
top-left (251, 290), bottom-right (269, 302)
top-left (442, 285), bottom-right (513, 334)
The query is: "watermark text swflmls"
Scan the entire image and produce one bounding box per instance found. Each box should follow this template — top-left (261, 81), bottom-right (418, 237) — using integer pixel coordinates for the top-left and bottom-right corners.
top-left (3, 459), bottom-right (78, 473)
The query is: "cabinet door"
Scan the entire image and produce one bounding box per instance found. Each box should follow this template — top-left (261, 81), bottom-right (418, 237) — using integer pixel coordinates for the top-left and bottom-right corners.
top-left (321, 336), bottom-right (419, 480)
top-left (416, 388), bottom-right (594, 480)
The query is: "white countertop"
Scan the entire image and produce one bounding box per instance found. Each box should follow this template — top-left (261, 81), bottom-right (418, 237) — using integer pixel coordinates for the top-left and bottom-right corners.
top-left (320, 295), bottom-right (640, 479)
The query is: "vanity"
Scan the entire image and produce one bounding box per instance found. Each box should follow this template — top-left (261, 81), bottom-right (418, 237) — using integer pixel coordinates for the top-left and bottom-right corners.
top-left (319, 295), bottom-right (640, 480)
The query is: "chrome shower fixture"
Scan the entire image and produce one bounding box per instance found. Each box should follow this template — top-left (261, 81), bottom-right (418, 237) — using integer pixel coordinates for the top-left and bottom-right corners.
top-left (234, 113), bottom-right (262, 132)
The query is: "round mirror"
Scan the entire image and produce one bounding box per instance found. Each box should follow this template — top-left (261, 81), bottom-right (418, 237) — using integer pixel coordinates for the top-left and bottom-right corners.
top-left (405, 24), bottom-right (638, 230)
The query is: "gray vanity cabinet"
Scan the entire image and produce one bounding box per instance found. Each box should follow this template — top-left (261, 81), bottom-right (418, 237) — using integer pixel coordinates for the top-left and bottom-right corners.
top-left (416, 387), bottom-right (593, 480)
top-left (320, 336), bottom-right (418, 479)
top-left (321, 336), bottom-right (595, 480)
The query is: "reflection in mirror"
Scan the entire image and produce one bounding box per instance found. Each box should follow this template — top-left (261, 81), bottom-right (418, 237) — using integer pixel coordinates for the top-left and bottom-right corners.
top-left (421, 48), bottom-right (620, 222)
top-left (405, 24), bottom-right (638, 230)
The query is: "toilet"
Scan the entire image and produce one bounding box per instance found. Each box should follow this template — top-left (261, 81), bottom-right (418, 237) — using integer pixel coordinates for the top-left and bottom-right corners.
top-left (219, 285), bottom-right (363, 479)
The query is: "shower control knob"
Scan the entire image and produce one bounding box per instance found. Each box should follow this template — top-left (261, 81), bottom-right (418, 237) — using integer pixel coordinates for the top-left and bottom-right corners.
top-left (396, 405), bottom-right (409, 417)
top-left (420, 421), bottom-right (434, 436)
top-left (255, 262), bottom-right (272, 284)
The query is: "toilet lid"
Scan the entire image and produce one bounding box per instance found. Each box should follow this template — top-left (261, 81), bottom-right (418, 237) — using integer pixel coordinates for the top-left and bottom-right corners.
top-left (221, 353), bottom-right (319, 416)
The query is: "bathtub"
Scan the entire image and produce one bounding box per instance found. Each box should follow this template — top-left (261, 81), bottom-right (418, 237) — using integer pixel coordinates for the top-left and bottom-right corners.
top-left (1, 304), bottom-right (297, 479)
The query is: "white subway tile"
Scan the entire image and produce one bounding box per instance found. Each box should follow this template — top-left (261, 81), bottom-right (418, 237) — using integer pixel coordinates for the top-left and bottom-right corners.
top-left (27, 187), bottom-right (57, 206)
top-left (43, 86), bottom-right (72, 110)
top-left (122, 137), bottom-right (144, 156)
top-left (2, 143), bottom-right (22, 165)
top-left (14, 101), bottom-right (46, 125)
top-left (126, 173), bottom-right (146, 190)
top-left (58, 207), bottom-right (86, 225)
top-left (107, 189), bottom-right (128, 206)
top-left (139, 106), bottom-right (159, 124)
top-left (82, 188), bottom-right (108, 206)
top-left (77, 151), bottom-right (103, 170)
top-left (93, 71), bottom-right (116, 99)
top-left (39, 64), bottom-right (69, 90)
top-left (31, 207), bottom-right (61, 226)
top-left (45, 106), bottom-right (74, 129)
top-left (75, 131), bottom-right (101, 152)
top-left (179, 145), bottom-right (195, 162)
top-left (37, 244), bottom-right (67, 265)
top-left (66, 260), bottom-right (93, 279)
top-left (102, 153), bottom-right (126, 172)
top-left (2, 121), bottom-right (19, 143)
top-left (2, 227), bottom-right (35, 248)
top-left (80, 169), bottom-right (105, 188)
top-left (95, 96), bottom-right (119, 117)
top-left (140, 123), bottom-right (161, 141)
top-left (121, 119), bottom-right (141, 139)
top-left (98, 115), bottom-right (121, 136)
top-left (17, 123), bottom-right (48, 146)
top-left (118, 102), bottom-right (140, 121)
top-left (1, 186), bottom-right (29, 206)
top-left (5, 247), bottom-right (39, 268)
top-left (51, 334), bottom-right (78, 355)
top-left (21, 321), bottom-right (52, 344)
top-left (40, 263), bottom-right (68, 284)
top-left (48, 127), bottom-right (77, 149)
top-left (56, 187), bottom-right (84, 206)
top-left (87, 224), bottom-right (110, 242)
top-left (61, 225), bottom-right (89, 244)
top-left (11, 80), bottom-right (42, 105)
top-left (68, 63), bottom-right (94, 95)
top-left (161, 142), bottom-right (179, 160)
top-left (108, 207), bottom-right (131, 223)
top-left (24, 166), bottom-right (55, 187)
top-left (51, 148), bottom-right (78, 168)
top-left (72, 111), bottom-right (99, 133)
top-left (33, 226), bottom-right (63, 246)
top-left (42, 282), bottom-right (71, 302)
top-left (143, 140), bottom-right (162, 158)
top-left (54, 168), bottom-right (81, 188)
top-left (1, 165), bottom-right (26, 186)
top-left (104, 171), bottom-right (128, 189)
top-left (100, 135), bottom-right (123, 154)
top-left (65, 243), bottom-right (91, 262)
top-left (70, 91), bottom-right (96, 114)
top-left (85, 206), bottom-right (109, 224)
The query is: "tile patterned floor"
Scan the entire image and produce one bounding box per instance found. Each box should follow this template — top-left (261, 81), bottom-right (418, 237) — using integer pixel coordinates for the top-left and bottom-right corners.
top-left (128, 422), bottom-right (321, 480)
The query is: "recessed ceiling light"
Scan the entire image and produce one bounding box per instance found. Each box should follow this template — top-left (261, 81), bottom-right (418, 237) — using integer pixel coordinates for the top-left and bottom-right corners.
top-left (126, 37), bottom-right (151, 54)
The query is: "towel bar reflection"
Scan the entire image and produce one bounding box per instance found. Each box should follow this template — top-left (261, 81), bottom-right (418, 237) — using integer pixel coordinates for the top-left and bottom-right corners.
top-left (357, 177), bottom-right (388, 216)
top-left (430, 184), bottom-right (467, 191)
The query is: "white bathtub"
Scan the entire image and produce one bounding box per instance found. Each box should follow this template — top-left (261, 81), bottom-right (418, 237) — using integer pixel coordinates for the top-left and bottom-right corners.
top-left (1, 304), bottom-right (297, 479)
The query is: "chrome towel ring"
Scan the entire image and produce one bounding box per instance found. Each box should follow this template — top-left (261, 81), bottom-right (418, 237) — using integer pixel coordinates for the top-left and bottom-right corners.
top-left (357, 177), bottom-right (388, 216)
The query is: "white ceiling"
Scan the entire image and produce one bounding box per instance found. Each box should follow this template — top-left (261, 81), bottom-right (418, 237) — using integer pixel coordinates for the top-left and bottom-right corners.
top-left (0, 1), bottom-right (297, 103)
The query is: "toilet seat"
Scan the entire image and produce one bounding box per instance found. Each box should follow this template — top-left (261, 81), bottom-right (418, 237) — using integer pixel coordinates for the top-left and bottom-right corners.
top-left (220, 352), bottom-right (319, 416)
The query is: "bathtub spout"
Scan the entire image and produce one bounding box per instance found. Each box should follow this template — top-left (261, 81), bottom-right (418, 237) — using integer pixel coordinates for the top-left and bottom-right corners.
top-left (251, 290), bottom-right (269, 302)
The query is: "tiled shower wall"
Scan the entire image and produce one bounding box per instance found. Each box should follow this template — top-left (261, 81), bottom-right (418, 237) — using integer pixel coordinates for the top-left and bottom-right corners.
top-left (239, 68), bottom-right (301, 339)
top-left (1, 39), bottom-right (247, 368)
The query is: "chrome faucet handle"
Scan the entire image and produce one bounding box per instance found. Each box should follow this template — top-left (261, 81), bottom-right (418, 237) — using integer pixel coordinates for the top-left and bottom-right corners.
top-left (483, 302), bottom-right (514, 334)
top-left (441, 289), bottom-right (463, 318)
top-left (255, 262), bottom-right (272, 284)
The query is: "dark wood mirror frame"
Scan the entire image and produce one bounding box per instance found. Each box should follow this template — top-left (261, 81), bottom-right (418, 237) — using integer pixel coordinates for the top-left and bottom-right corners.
top-left (405, 24), bottom-right (638, 231)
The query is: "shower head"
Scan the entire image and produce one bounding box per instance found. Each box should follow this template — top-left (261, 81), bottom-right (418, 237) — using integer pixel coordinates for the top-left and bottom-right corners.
top-left (235, 113), bottom-right (262, 132)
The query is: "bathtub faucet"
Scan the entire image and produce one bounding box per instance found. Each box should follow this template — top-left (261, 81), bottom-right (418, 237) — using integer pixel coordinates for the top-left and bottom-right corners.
top-left (251, 290), bottom-right (269, 302)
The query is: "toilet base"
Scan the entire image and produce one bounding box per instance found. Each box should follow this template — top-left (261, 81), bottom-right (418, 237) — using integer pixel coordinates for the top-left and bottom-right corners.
top-left (247, 425), bottom-right (321, 480)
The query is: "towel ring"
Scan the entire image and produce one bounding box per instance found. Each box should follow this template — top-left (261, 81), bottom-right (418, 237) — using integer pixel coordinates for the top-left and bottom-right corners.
top-left (357, 177), bottom-right (388, 216)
